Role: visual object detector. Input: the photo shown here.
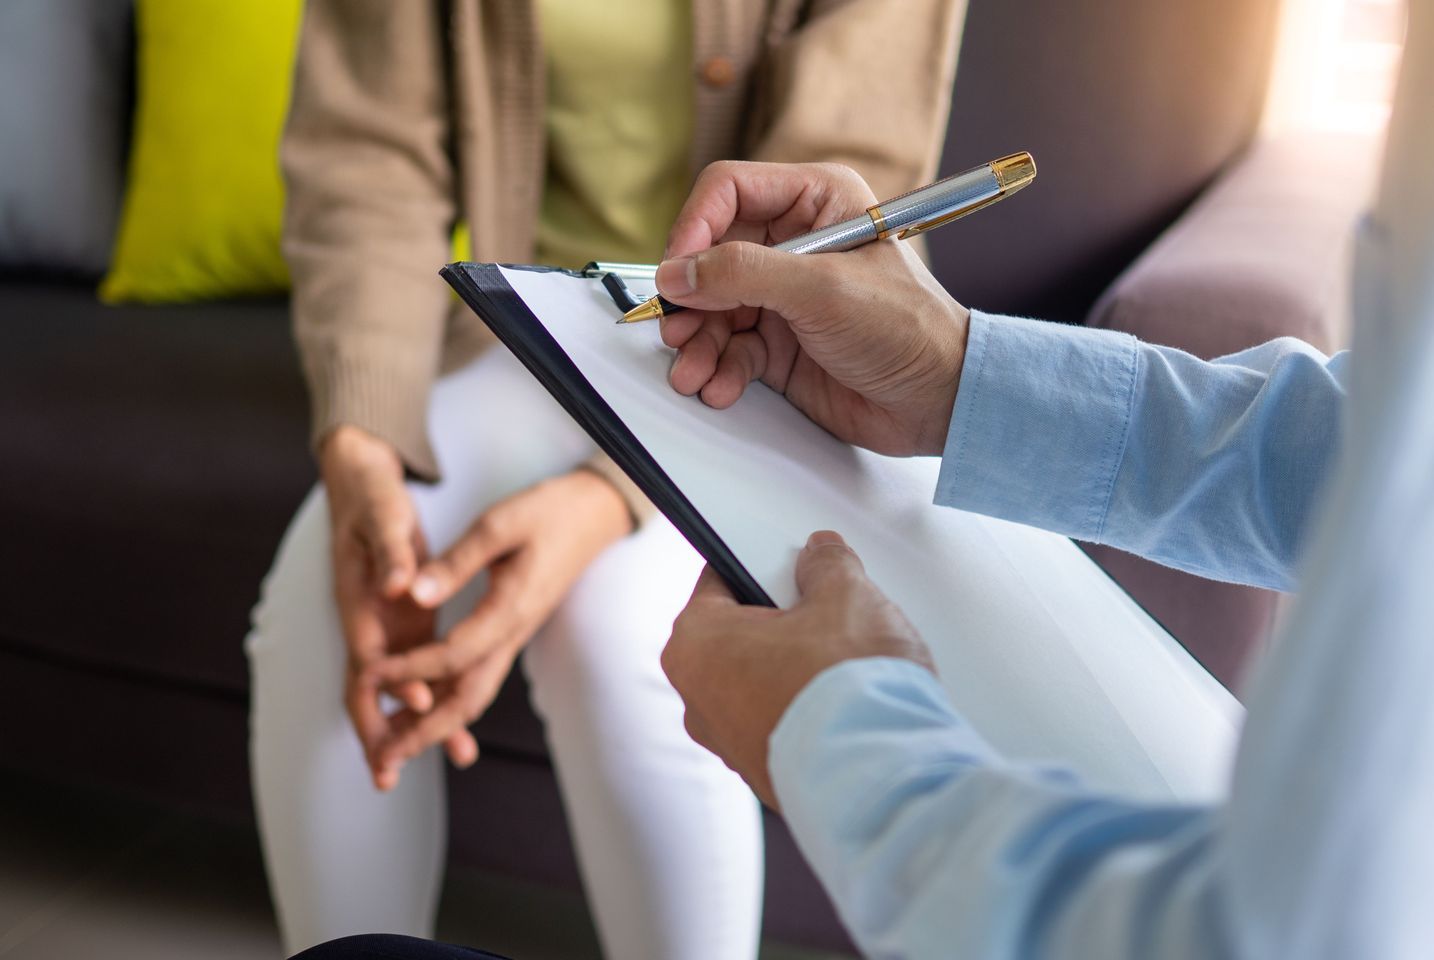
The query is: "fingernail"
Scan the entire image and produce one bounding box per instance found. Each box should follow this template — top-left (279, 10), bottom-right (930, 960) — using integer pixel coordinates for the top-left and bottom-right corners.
top-left (806, 530), bottom-right (846, 549)
top-left (411, 574), bottom-right (440, 605)
top-left (656, 256), bottom-right (697, 298)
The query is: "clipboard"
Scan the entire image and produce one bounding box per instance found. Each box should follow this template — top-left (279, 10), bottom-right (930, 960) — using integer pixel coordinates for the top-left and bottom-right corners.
top-left (442, 260), bottom-right (772, 606)
top-left (440, 260), bottom-right (1244, 801)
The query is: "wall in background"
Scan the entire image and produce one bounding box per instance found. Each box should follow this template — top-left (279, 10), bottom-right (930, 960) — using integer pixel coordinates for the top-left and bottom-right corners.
top-left (1265, 0), bottom-right (1407, 133)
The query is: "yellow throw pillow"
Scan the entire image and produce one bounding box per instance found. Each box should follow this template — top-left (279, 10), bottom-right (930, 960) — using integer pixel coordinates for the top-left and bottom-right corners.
top-left (100, 0), bottom-right (303, 303)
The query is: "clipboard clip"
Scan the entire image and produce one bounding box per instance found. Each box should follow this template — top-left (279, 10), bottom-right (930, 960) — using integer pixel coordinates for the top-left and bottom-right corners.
top-left (581, 261), bottom-right (657, 313)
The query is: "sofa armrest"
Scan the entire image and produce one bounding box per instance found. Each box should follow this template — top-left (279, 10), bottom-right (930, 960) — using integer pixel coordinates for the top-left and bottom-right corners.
top-left (1087, 130), bottom-right (1381, 357)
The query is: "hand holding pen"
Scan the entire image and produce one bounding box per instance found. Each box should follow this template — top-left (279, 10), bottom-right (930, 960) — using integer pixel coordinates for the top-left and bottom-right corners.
top-left (619, 152), bottom-right (1036, 324)
top-left (644, 160), bottom-right (1016, 458)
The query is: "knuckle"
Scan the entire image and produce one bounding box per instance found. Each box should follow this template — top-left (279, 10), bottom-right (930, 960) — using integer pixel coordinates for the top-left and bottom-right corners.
top-left (733, 240), bottom-right (763, 269)
top-left (707, 159), bottom-right (742, 181)
top-left (665, 213), bottom-right (698, 245)
top-left (715, 243), bottom-right (757, 284)
top-left (836, 163), bottom-right (873, 197)
top-left (425, 559), bottom-right (455, 585)
top-left (512, 595), bottom-right (541, 631)
top-left (682, 711), bottom-right (707, 748)
top-left (745, 347), bottom-right (769, 385)
top-left (463, 700), bottom-right (485, 725)
top-left (443, 644), bottom-right (468, 675)
top-left (473, 511), bottom-right (505, 544)
top-left (814, 162), bottom-right (875, 205)
top-left (374, 499), bottom-right (411, 533)
top-left (810, 542), bottom-right (861, 577)
top-left (692, 325), bottom-right (721, 361)
top-left (457, 533), bottom-right (489, 567)
top-left (379, 523), bottom-right (410, 552)
top-left (829, 547), bottom-right (865, 579)
top-left (693, 160), bottom-right (738, 202)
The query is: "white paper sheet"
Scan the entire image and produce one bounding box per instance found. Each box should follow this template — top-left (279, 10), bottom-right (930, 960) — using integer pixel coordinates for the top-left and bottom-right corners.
top-left (500, 267), bottom-right (1243, 802)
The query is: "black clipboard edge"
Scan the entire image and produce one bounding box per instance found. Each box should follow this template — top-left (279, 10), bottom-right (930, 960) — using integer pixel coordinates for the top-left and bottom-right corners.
top-left (441, 262), bottom-right (776, 609)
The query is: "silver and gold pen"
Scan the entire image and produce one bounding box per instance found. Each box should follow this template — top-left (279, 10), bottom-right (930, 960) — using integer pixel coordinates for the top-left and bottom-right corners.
top-left (618, 151), bottom-right (1037, 324)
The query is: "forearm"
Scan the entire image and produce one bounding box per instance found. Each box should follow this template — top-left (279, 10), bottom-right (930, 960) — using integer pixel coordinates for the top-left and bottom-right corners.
top-left (284, 0), bottom-right (457, 480)
top-left (935, 313), bottom-right (1346, 590)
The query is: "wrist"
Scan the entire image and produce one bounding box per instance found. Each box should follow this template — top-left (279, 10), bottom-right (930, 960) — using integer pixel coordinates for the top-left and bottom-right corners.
top-left (320, 425), bottom-right (404, 489)
top-left (555, 469), bottom-right (635, 543)
top-left (916, 303), bottom-right (970, 456)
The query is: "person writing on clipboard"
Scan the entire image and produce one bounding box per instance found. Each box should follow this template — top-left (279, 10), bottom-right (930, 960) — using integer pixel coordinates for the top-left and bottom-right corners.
top-left (653, 11), bottom-right (1434, 958)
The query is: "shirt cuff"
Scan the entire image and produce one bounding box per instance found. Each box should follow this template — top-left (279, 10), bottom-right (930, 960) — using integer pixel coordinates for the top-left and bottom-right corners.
top-left (769, 658), bottom-right (1000, 889)
top-left (935, 311), bottom-right (1140, 541)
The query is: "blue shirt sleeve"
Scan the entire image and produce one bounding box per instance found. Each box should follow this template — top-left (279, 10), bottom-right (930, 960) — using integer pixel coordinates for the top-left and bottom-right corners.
top-left (934, 312), bottom-right (1348, 591)
top-left (769, 290), bottom-right (1434, 959)
top-left (769, 659), bottom-right (1222, 960)
top-left (769, 49), bottom-right (1434, 958)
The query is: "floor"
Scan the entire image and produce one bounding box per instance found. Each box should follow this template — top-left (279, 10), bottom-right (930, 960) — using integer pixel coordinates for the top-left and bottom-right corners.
top-left (0, 772), bottom-right (848, 960)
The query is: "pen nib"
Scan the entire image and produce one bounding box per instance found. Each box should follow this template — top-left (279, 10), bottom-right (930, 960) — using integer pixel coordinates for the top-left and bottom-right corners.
top-left (619, 297), bottom-right (665, 325)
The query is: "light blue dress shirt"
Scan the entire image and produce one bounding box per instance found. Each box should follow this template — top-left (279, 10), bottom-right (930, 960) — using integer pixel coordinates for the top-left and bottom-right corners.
top-left (766, 10), bottom-right (1434, 953)
top-left (768, 208), bottom-right (1434, 956)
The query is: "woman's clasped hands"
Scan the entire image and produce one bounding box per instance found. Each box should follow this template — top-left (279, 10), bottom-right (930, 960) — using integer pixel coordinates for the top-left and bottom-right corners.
top-left (322, 424), bottom-right (632, 792)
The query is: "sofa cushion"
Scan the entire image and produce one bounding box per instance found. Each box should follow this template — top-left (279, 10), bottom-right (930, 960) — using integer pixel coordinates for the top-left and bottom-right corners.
top-left (0, 281), bottom-right (312, 692)
top-left (99, 0), bottom-right (301, 303)
top-left (0, 0), bottom-right (133, 276)
top-left (0, 280), bottom-right (551, 760)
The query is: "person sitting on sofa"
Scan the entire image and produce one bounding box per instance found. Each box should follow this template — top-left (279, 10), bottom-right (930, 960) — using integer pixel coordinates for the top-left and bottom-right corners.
top-left (243, 1), bottom-right (966, 957)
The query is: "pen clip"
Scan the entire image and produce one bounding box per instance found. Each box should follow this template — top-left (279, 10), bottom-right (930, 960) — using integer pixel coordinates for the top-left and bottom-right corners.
top-left (895, 192), bottom-right (1007, 241)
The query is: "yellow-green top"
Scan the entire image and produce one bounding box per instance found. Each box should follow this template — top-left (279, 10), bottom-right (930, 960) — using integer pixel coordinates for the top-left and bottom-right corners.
top-left (534, 0), bottom-right (695, 269)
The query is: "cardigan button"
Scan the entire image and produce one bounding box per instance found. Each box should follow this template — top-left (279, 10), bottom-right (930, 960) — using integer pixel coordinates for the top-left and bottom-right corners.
top-left (699, 56), bottom-right (737, 88)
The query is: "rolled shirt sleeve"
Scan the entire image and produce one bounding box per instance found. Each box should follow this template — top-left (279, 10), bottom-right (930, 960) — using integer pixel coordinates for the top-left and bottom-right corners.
top-left (936, 312), bottom-right (1347, 591)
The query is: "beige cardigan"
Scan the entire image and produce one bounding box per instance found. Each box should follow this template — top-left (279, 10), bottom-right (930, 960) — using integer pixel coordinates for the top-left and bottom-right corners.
top-left (282, 0), bottom-right (966, 514)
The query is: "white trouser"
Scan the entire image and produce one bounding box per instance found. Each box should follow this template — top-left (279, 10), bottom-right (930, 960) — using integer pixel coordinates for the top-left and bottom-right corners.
top-left (246, 348), bottom-right (764, 959)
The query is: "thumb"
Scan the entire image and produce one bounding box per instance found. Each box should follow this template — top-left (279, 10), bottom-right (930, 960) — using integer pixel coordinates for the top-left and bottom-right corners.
top-left (364, 503), bottom-right (418, 598)
top-left (656, 241), bottom-right (834, 318)
top-left (793, 531), bottom-right (869, 602)
top-left (409, 512), bottom-right (518, 609)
